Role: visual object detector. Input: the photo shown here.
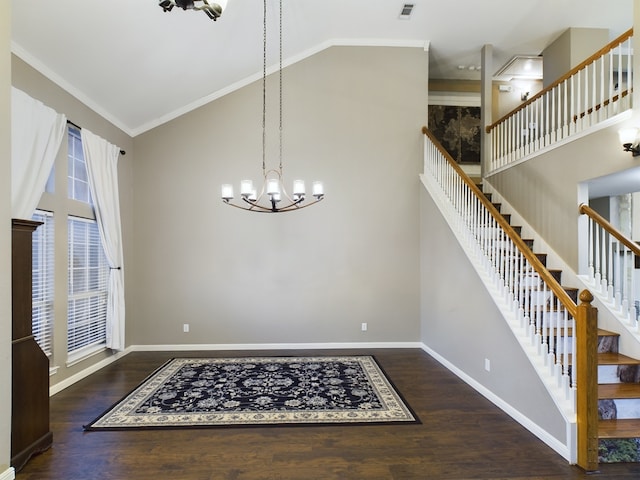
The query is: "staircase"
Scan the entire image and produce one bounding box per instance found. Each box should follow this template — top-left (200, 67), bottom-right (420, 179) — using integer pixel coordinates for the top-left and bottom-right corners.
top-left (597, 334), bottom-right (640, 462)
top-left (483, 187), bottom-right (640, 464)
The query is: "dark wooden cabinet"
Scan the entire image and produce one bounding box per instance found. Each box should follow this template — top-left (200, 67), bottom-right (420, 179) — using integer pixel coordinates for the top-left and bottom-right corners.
top-left (11, 218), bottom-right (52, 472)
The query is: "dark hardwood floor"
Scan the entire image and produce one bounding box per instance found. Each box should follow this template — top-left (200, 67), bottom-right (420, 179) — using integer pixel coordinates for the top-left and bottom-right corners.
top-left (15, 348), bottom-right (640, 479)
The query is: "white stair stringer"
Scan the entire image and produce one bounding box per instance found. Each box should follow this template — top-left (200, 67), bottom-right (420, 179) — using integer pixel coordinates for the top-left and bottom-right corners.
top-left (420, 172), bottom-right (577, 462)
top-left (578, 273), bottom-right (640, 360)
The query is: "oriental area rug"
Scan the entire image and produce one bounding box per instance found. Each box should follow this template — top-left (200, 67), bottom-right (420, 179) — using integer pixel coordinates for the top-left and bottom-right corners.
top-left (84, 355), bottom-right (418, 430)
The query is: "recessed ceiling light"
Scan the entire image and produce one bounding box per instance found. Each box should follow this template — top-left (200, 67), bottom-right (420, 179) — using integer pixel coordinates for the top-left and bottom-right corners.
top-left (495, 55), bottom-right (543, 80)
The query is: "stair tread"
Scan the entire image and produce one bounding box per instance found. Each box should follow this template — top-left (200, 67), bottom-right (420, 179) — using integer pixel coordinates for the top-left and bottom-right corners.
top-left (599, 418), bottom-right (640, 438)
top-left (598, 329), bottom-right (620, 337)
top-left (599, 383), bottom-right (640, 399)
top-left (598, 352), bottom-right (640, 365)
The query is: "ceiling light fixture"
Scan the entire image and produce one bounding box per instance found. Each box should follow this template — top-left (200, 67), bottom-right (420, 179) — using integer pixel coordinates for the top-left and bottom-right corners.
top-left (159, 0), bottom-right (228, 21)
top-left (221, 0), bottom-right (324, 213)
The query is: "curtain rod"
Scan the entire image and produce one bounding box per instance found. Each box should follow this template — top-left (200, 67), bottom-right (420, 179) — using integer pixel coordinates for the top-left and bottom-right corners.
top-left (67, 120), bottom-right (126, 155)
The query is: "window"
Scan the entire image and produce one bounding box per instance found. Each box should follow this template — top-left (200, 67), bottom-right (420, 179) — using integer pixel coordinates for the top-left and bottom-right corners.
top-left (67, 216), bottom-right (109, 357)
top-left (68, 127), bottom-right (91, 203)
top-left (32, 125), bottom-right (115, 367)
top-left (32, 210), bottom-right (54, 357)
top-left (66, 127), bottom-right (110, 360)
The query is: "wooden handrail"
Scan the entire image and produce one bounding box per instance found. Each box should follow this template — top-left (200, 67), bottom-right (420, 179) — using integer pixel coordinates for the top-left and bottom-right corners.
top-left (486, 28), bottom-right (634, 133)
top-left (422, 126), bottom-right (577, 315)
top-left (579, 203), bottom-right (640, 257)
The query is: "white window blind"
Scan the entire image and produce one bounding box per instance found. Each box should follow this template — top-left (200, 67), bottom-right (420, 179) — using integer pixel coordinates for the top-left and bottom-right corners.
top-left (32, 210), bottom-right (54, 357)
top-left (67, 216), bottom-right (109, 355)
top-left (67, 127), bottom-right (91, 204)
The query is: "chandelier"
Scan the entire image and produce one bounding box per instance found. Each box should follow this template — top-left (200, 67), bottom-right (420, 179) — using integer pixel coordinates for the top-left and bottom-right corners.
top-left (159, 0), bottom-right (227, 21)
top-left (221, 0), bottom-right (324, 213)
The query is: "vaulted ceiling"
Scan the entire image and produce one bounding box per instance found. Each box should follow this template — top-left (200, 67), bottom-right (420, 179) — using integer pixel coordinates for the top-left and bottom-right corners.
top-left (11, 0), bottom-right (633, 136)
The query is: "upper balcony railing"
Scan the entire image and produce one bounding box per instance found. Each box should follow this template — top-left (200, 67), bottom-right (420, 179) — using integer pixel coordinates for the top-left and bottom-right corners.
top-left (486, 29), bottom-right (634, 174)
top-left (579, 203), bottom-right (640, 329)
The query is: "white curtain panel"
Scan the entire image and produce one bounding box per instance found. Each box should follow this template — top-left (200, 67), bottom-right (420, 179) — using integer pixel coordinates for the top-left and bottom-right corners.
top-left (82, 128), bottom-right (126, 351)
top-left (11, 87), bottom-right (66, 219)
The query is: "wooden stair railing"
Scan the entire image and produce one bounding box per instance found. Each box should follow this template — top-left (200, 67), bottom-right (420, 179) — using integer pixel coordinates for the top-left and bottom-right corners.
top-left (484, 28), bottom-right (633, 173)
top-left (579, 203), bottom-right (640, 258)
top-left (422, 127), bottom-right (599, 471)
top-left (423, 126), bottom-right (576, 311)
top-left (579, 203), bottom-right (640, 319)
top-left (486, 28), bottom-right (633, 135)
top-left (576, 290), bottom-right (599, 472)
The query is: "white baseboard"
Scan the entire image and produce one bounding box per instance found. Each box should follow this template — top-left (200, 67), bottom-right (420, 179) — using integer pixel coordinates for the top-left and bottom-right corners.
top-left (49, 342), bottom-right (422, 395)
top-left (50, 347), bottom-right (132, 396)
top-left (421, 343), bottom-right (572, 463)
top-left (130, 342), bottom-right (422, 352)
top-left (0, 466), bottom-right (15, 480)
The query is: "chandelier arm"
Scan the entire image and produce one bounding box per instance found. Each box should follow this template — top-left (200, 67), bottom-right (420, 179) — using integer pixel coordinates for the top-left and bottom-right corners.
top-left (223, 196), bottom-right (324, 213)
top-left (272, 197), bottom-right (324, 212)
top-left (223, 198), bottom-right (275, 212)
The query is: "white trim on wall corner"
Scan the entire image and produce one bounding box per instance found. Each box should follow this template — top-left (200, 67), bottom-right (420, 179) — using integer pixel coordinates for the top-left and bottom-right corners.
top-left (130, 342), bottom-right (423, 352)
top-left (0, 467), bottom-right (15, 480)
top-left (12, 38), bottom-right (428, 138)
top-left (428, 94), bottom-right (480, 107)
top-left (131, 38), bottom-right (428, 136)
top-left (420, 343), bottom-right (572, 463)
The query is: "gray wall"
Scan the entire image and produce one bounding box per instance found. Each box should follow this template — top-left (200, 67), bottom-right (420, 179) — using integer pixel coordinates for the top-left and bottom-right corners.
top-left (486, 123), bottom-right (636, 271)
top-left (542, 28), bottom-right (609, 87)
top-left (131, 46), bottom-right (428, 346)
top-left (1, 1), bottom-right (12, 474)
top-left (419, 188), bottom-right (568, 444)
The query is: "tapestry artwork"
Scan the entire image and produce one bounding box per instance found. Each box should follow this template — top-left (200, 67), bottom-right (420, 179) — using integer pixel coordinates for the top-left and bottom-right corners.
top-left (428, 105), bottom-right (481, 163)
top-left (84, 356), bottom-right (418, 430)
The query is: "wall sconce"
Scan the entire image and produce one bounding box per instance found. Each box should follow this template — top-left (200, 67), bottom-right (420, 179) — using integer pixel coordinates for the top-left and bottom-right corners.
top-left (619, 128), bottom-right (640, 156)
top-left (521, 91), bottom-right (530, 101)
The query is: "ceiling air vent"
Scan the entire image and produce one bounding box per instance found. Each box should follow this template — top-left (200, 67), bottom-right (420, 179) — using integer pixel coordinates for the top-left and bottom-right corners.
top-left (399, 4), bottom-right (414, 19)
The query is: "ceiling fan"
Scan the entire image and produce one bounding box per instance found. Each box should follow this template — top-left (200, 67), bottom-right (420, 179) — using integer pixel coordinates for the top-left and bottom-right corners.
top-left (158, 0), bottom-right (227, 21)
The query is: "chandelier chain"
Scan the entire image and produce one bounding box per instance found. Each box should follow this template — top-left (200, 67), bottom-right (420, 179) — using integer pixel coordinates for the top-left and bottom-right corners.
top-left (220, 0), bottom-right (324, 213)
top-left (279, 0), bottom-right (283, 173)
top-left (262, 0), bottom-right (267, 175)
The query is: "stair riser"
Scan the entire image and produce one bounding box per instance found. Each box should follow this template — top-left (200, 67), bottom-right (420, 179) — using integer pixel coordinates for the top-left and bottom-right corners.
top-left (600, 364), bottom-right (640, 383)
top-left (600, 365), bottom-right (626, 383)
top-left (599, 399), bottom-right (640, 420)
top-left (599, 438), bottom-right (640, 463)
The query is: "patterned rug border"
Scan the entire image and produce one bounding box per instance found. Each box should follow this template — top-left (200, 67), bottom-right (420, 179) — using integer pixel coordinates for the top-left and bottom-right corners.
top-left (83, 355), bottom-right (420, 431)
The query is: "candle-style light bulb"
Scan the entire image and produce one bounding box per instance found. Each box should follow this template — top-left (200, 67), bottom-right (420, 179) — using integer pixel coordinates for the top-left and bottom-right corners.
top-left (240, 180), bottom-right (254, 197)
top-left (267, 179), bottom-right (280, 195)
top-left (312, 181), bottom-right (324, 198)
top-left (293, 180), bottom-right (305, 195)
top-left (221, 184), bottom-right (234, 200)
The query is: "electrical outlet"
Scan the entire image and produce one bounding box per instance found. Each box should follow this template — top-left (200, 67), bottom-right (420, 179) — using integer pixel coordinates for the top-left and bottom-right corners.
top-left (484, 358), bottom-right (491, 372)
top-left (361, 323), bottom-right (368, 332)
top-left (183, 323), bottom-right (190, 333)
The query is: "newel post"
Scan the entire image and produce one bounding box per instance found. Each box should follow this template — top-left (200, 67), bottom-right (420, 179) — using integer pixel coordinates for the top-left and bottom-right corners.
top-left (576, 289), bottom-right (599, 472)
